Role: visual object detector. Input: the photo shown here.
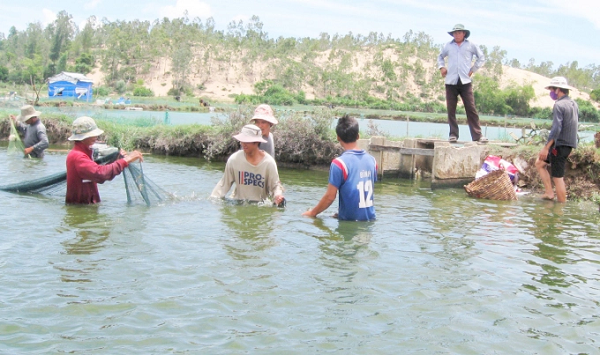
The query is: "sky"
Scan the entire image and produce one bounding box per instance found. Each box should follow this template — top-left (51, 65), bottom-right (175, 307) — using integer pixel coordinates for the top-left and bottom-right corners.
top-left (1, 0), bottom-right (599, 70)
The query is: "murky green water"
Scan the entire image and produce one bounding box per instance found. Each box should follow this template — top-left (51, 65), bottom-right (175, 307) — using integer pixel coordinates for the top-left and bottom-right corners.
top-left (1, 148), bottom-right (599, 354)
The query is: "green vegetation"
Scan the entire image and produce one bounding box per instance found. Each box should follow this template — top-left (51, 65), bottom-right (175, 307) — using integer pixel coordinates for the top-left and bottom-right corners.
top-left (576, 98), bottom-right (600, 122)
top-left (2, 12), bottom-right (600, 118)
top-left (514, 59), bottom-right (600, 92)
top-left (132, 86), bottom-right (154, 97)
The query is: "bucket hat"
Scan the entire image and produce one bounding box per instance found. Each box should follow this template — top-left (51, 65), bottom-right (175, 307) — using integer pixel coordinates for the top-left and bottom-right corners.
top-left (251, 104), bottom-right (278, 125)
top-left (544, 76), bottom-right (574, 90)
top-left (448, 24), bottom-right (470, 38)
top-left (233, 124), bottom-right (267, 143)
top-left (68, 116), bottom-right (105, 141)
top-left (16, 105), bottom-right (42, 122)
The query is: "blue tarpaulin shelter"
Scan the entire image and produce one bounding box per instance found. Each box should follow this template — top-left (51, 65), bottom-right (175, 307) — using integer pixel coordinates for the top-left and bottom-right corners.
top-left (48, 72), bottom-right (94, 101)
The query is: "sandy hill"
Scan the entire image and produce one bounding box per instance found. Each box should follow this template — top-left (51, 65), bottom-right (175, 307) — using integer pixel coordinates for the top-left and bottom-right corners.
top-left (86, 53), bottom-right (590, 109)
top-left (500, 66), bottom-right (589, 108)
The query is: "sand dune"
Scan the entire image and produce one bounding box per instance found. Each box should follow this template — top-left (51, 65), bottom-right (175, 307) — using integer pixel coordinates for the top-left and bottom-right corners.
top-left (87, 56), bottom-right (590, 109)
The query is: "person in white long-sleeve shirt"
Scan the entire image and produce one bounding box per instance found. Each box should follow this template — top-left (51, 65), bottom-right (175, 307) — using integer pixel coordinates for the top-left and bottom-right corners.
top-left (437, 24), bottom-right (487, 142)
top-left (211, 124), bottom-right (285, 205)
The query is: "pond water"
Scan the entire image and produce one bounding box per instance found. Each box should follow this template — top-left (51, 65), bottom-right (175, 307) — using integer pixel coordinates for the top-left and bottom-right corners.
top-left (1, 148), bottom-right (599, 354)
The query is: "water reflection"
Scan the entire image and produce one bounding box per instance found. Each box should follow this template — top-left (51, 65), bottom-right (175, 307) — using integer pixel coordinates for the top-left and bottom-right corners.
top-left (60, 205), bottom-right (110, 255)
top-left (520, 201), bottom-right (575, 297)
top-left (308, 218), bottom-right (376, 307)
top-left (54, 205), bottom-right (113, 284)
top-left (310, 218), bottom-right (374, 258)
top-left (219, 202), bottom-right (281, 260)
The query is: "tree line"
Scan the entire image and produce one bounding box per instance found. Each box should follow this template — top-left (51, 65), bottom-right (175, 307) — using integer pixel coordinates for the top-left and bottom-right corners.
top-left (1, 11), bottom-right (599, 121)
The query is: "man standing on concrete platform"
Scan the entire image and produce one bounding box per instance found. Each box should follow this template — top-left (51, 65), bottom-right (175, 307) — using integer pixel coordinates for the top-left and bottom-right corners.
top-left (437, 24), bottom-right (487, 143)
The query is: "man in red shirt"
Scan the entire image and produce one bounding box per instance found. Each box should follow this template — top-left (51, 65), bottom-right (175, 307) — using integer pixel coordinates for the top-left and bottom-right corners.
top-left (65, 116), bottom-right (143, 204)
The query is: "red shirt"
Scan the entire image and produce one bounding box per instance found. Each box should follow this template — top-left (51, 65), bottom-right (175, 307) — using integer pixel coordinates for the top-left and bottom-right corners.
top-left (65, 142), bottom-right (129, 204)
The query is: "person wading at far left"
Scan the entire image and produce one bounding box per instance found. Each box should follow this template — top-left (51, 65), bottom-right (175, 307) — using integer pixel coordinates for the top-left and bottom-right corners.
top-left (10, 105), bottom-right (49, 158)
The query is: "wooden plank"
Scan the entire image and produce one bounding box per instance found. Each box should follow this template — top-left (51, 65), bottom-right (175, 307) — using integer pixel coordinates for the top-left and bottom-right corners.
top-left (369, 144), bottom-right (401, 151)
top-left (399, 148), bottom-right (435, 156)
top-left (369, 145), bottom-right (435, 156)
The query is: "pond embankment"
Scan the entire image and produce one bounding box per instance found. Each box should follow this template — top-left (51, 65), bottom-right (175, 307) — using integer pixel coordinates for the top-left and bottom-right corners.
top-left (2, 116), bottom-right (599, 203)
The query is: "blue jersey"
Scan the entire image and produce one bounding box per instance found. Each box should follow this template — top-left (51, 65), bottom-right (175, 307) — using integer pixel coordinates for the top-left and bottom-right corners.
top-left (329, 149), bottom-right (377, 221)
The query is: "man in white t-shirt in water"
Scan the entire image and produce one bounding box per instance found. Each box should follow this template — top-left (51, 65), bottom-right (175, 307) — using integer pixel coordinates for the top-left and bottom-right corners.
top-left (211, 124), bottom-right (285, 205)
top-left (250, 104), bottom-right (277, 158)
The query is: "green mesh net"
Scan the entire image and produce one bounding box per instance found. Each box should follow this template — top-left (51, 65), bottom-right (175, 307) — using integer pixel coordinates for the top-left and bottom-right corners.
top-left (7, 118), bottom-right (26, 156)
top-left (0, 147), bottom-right (171, 206)
top-left (122, 162), bottom-right (171, 206)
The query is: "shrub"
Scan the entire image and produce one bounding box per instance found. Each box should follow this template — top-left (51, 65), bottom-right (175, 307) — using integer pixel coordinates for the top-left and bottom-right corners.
top-left (0, 65), bottom-right (9, 82)
top-left (576, 98), bottom-right (599, 122)
top-left (133, 86), bottom-right (154, 97)
top-left (529, 107), bottom-right (552, 120)
top-left (204, 105), bottom-right (340, 166)
top-left (115, 80), bottom-right (127, 94)
top-left (95, 86), bottom-right (111, 96)
top-left (276, 108), bottom-right (340, 166)
top-left (590, 88), bottom-right (600, 103)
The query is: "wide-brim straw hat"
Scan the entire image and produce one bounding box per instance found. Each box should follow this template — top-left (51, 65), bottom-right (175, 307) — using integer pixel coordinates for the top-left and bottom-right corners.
top-left (448, 24), bottom-right (470, 38)
top-left (251, 104), bottom-right (278, 125)
top-left (233, 124), bottom-right (267, 143)
top-left (68, 116), bottom-right (104, 141)
top-left (545, 76), bottom-right (574, 90)
top-left (16, 105), bottom-right (42, 122)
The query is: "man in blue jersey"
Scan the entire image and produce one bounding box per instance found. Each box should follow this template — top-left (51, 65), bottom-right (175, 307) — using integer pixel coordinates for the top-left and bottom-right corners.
top-left (302, 114), bottom-right (377, 221)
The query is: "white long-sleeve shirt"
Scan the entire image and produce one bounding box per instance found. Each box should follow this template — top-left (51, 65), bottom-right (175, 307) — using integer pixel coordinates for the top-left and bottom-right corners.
top-left (437, 39), bottom-right (485, 85)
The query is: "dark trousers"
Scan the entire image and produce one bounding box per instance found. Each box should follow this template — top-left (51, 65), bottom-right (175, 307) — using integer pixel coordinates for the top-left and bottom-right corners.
top-left (445, 81), bottom-right (482, 141)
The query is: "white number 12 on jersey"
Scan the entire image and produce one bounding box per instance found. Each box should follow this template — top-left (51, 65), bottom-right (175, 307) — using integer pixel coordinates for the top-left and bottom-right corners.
top-left (356, 180), bottom-right (373, 208)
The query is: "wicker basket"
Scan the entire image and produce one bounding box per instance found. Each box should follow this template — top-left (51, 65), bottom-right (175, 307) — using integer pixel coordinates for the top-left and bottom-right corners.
top-left (464, 169), bottom-right (517, 201)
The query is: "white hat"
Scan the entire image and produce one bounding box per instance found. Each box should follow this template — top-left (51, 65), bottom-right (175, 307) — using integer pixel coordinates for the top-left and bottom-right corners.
top-left (545, 76), bottom-right (574, 90)
top-left (251, 104), bottom-right (278, 125)
top-left (448, 24), bottom-right (470, 39)
top-left (233, 124), bottom-right (267, 143)
top-left (68, 116), bottom-right (105, 141)
top-left (16, 105), bottom-right (42, 122)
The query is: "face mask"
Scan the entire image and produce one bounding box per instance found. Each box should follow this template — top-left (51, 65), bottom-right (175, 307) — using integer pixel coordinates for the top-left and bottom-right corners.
top-left (549, 90), bottom-right (558, 101)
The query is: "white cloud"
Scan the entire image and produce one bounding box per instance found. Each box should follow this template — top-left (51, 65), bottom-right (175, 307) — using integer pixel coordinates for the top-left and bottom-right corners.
top-left (548, 0), bottom-right (600, 29)
top-left (85, 0), bottom-right (102, 10)
top-left (160, 0), bottom-right (212, 19)
top-left (41, 9), bottom-right (56, 27)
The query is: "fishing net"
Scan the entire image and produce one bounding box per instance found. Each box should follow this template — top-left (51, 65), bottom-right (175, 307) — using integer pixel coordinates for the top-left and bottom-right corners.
top-left (0, 150), bottom-right (120, 195)
top-left (122, 161), bottom-right (171, 206)
top-left (7, 118), bottom-right (26, 155)
top-left (0, 146), bottom-right (171, 206)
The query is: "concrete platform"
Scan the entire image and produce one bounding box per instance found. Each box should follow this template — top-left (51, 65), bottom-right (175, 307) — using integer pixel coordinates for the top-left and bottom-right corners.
top-left (365, 137), bottom-right (508, 187)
